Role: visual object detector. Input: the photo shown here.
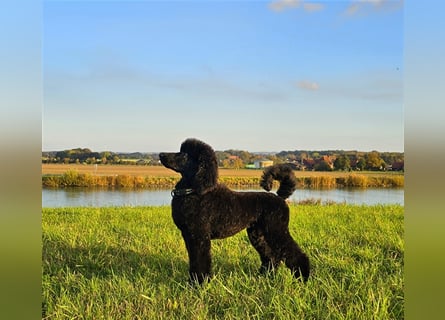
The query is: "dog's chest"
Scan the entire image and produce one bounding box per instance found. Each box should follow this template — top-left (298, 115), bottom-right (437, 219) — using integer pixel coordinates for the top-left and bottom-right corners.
top-left (171, 196), bottom-right (200, 228)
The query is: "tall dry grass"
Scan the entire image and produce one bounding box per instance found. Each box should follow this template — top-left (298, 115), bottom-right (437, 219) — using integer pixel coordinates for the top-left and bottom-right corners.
top-left (42, 170), bottom-right (403, 189)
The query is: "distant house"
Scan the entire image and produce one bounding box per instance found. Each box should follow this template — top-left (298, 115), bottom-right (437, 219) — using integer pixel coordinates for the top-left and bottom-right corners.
top-left (391, 161), bottom-right (404, 171)
top-left (302, 156), bottom-right (335, 171)
top-left (303, 159), bottom-right (315, 170)
top-left (254, 159), bottom-right (273, 169)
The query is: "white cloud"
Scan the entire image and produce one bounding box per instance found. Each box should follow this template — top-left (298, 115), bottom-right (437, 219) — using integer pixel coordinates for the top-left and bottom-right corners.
top-left (344, 0), bottom-right (404, 16)
top-left (268, 0), bottom-right (400, 17)
top-left (297, 80), bottom-right (320, 91)
top-left (309, 70), bottom-right (402, 102)
top-left (302, 3), bottom-right (325, 12)
top-left (269, 0), bottom-right (301, 12)
top-left (268, 0), bottom-right (325, 13)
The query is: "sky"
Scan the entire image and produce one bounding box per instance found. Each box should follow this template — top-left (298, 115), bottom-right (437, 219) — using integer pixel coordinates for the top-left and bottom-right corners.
top-left (43, 0), bottom-right (404, 153)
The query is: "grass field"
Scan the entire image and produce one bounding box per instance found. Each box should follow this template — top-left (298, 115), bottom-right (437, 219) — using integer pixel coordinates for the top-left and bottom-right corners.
top-left (42, 164), bottom-right (404, 189)
top-left (42, 204), bottom-right (404, 319)
top-left (42, 164), bottom-right (181, 177)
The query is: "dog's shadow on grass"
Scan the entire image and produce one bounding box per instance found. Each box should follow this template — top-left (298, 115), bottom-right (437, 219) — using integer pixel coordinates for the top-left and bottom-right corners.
top-left (43, 238), bottom-right (189, 283)
top-left (43, 238), bottom-right (271, 285)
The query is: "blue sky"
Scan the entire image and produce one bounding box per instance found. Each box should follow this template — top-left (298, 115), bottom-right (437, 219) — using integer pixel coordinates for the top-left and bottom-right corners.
top-left (43, 0), bottom-right (404, 152)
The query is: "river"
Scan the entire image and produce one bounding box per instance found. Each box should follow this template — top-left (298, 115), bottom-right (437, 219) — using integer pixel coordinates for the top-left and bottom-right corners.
top-left (42, 188), bottom-right (404, 208)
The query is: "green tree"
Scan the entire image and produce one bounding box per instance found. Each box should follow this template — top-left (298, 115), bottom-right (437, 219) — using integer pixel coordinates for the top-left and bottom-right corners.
top-left (334, 155), bottom-right (351, 171)
top-left (356, 158), bottom-right (366, 171)
top-left (314, 160), bottom-right (332, 171)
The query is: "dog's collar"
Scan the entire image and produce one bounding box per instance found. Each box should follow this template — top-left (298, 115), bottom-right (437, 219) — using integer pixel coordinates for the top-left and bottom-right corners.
top-left (171, 188), bottom-right (196, 197)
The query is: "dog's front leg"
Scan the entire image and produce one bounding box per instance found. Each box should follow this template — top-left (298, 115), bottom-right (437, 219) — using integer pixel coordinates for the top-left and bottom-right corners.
top-left (182, 232), bottom-right (212, 284)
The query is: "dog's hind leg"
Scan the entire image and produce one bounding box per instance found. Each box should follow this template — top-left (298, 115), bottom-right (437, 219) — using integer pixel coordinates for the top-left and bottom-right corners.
top-left (264, 229), bottom-right (310, 282)
top-left (181, 231), bottom-right (212, 284)
top-left (280, 233), bottom-right (310, 282)
top-left (258, 210), bottom-right (310, 282)
top-left (247, 223), bottom-right (280, 273)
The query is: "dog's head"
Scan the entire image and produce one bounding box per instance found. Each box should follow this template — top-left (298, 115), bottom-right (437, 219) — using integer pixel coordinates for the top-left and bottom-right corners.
top-left (159, 138), bottom-right (218, 194)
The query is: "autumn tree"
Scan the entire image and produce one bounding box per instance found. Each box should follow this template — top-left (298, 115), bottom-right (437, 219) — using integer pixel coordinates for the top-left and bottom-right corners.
top-left (365, 152), bottom-right (386, 171)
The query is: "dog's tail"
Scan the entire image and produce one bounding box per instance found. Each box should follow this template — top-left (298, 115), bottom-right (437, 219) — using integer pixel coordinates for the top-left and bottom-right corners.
top-left (260, 164), bottom-right (297, 199)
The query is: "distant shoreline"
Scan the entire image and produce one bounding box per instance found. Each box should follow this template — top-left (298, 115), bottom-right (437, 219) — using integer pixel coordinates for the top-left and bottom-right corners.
top-left (42, 164), bottom-right (404, 189)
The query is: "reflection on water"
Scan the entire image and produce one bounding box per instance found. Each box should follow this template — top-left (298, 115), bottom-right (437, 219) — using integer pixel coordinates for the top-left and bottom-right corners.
top-left (290, 188), bottom-right (403, 205)
top-left (42, 188), bottom-right (404, 208)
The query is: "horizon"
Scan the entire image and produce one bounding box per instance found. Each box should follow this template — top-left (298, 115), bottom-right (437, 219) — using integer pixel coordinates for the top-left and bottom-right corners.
top-left (43, 1), bottom-right (403, 153)
top-left (41, 145), bottom-right (405, 154)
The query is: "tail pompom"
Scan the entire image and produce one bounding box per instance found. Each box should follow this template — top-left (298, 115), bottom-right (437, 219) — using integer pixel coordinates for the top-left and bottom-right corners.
top-left (260, 164), bottom-right (297, 199)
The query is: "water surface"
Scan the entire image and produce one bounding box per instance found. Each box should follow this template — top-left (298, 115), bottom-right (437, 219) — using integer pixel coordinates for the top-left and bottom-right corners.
top-left (42, 188), bottom-right (404, 207)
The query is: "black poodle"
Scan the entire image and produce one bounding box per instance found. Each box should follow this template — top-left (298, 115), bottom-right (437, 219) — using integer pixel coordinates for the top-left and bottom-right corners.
top-left (159, 138), bottom-right (310, 284)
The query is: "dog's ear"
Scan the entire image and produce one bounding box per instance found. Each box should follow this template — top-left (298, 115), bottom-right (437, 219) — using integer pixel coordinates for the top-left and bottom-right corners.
top-left (193, 145), bottom-right (218, 194)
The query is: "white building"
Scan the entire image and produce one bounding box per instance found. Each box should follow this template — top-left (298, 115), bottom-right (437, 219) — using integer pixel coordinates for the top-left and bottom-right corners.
top-left (253, 160), bottom-right (274, 169)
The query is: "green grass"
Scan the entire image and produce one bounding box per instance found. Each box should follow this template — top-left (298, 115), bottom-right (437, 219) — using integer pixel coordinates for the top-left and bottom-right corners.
top-left (42, 204), bottom-right (404, 319)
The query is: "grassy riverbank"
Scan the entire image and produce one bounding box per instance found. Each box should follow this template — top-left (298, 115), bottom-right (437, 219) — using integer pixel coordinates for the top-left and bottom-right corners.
top-left (42, 204), bottom-right (404, 319)
top-left (42, 165), bottom-right (403, 189)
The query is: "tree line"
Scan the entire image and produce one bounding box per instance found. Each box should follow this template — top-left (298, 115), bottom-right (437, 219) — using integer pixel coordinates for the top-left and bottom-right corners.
top-left (42, 148), bottom-right (157, 166)
top-left (42, 148), bottom-right (404, 172)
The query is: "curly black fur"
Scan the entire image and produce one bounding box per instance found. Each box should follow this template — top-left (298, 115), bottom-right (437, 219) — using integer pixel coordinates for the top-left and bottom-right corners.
top-left (159, 138), bottom-right (310, 284)
top-left (260, 163), bottom-right (298, 199)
